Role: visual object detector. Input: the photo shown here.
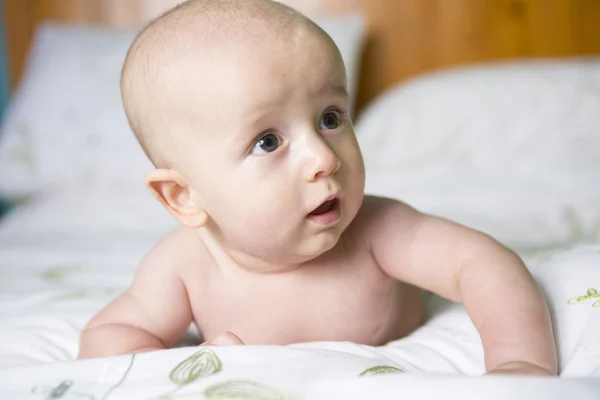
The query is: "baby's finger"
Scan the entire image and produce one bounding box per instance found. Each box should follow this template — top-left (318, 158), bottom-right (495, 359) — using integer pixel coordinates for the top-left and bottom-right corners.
top-left (201, 331), bottom-right (244, 346)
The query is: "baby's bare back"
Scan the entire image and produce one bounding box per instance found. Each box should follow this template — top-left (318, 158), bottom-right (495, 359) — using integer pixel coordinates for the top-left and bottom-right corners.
top-left (177, 200), bottom-right (425, 346)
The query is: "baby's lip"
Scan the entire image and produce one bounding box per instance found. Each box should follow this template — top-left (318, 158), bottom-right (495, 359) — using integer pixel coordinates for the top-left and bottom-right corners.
top-left (307, 192), bottom-right (340, 216)
top-left (307, 194), bottom-right (341, 226)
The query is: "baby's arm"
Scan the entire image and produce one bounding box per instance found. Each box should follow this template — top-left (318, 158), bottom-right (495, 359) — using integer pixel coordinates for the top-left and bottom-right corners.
top-left (78, 242), bottom-right (193, 359)
top-left (365, 197), bottom-right (557, 375)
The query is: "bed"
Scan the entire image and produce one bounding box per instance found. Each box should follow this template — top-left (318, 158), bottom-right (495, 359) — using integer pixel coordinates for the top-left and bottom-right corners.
top-left (1, 0), bottom-right (600, 399)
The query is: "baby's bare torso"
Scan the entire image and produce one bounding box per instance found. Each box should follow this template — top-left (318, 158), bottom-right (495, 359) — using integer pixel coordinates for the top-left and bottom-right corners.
top-left (172, 199), bottom-right (425, 346)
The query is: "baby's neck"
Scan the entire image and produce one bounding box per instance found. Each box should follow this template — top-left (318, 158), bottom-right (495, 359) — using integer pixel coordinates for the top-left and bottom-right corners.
top-left (196, 228), bottom-right (314, 275)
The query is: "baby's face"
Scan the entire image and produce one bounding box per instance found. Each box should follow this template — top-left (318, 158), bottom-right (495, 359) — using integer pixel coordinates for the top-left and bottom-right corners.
top-left (173, 28), bottom-right (365, 269)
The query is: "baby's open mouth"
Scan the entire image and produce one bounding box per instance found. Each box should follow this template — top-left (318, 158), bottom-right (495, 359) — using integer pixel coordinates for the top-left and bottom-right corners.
top-left (307, 198), bottom-right (341, 225)
top-left (309, 198), bottom-right (338, 216)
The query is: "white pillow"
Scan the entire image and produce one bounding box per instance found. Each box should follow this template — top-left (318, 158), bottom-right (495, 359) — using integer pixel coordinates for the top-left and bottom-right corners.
top-left (0, 24), bottom-right (150, 200)
top-left (355, 59), bottom-right (600, 256)
top-left (0, 14), bottom-right (365, 200)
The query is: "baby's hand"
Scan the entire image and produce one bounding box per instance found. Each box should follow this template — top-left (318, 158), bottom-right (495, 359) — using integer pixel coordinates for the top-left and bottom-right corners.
top-left (201, 331), bottom-right (244, 346)
top-left (486, 362), bottom-right (556, 376)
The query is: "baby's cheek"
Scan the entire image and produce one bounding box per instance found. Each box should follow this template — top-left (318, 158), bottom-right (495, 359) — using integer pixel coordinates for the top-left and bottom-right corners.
top-left (340, 143), bottom-right (365, 181)
top-left (229, 201), bottom-right (299, 253)
top-left (219, 169), bottom-right (300, 228)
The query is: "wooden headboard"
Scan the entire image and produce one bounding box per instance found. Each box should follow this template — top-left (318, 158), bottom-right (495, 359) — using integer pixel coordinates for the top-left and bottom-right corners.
top-left (3, 0), bottom-right (600, 112)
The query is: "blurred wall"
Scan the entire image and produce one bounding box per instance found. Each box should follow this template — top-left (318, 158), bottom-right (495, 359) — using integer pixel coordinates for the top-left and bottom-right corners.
top-left (3, 0), bottom-right (600, 112)
top-left (0, 2), bottom-right (8, 120)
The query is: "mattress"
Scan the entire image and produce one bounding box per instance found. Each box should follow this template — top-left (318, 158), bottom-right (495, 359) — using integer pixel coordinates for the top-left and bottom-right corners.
top-left (1, 189), bottom-right (600, 399)
top-left (2, 56), bottom-right (600, 399)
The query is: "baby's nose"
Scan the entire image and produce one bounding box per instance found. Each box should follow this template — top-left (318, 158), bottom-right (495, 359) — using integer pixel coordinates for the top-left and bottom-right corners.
top-left (305, 149), bottom-right (341, 182)
top-left (303, 137), bottom-right (341, 182)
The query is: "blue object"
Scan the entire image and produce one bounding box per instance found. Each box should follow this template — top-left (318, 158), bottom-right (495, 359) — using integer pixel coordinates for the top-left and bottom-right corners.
top-left (0, 3), bottom-right (13, 216)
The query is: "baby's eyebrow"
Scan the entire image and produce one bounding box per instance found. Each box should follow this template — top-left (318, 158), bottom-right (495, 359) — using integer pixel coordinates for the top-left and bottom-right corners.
top-left (314, 83), bottom-right (348, 98)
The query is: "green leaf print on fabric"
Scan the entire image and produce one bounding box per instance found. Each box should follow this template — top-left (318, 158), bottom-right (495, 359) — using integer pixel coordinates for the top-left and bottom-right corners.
top-left (359, 365), bottom-right (403, 377)
top-left (41, 264), bottom-right (81, 282)
top-left (31, 379), bottom-right (96, 400)
top-left (169, 349), bottom-right (222, 385)
top-left (204, 381), bottom-right (296, 400)
top-left (47, 288), bottom-right (118, 303)
top-left (31, 355), bottom-right (136, 400)
top-left (160, 349), bottom-right (223, 399)
top-left (568, 288), bottom-right (600, 308)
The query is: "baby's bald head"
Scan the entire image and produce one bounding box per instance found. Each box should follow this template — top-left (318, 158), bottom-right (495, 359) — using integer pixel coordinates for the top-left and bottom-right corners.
top-left (121, 0), bottom-right (332, 168)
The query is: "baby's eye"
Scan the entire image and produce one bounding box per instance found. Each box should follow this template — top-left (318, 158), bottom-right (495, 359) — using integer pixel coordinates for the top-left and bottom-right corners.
top-left (251, 132), bottom-right (281, 155)
top-left (319, 110), bottom-right (342, 130)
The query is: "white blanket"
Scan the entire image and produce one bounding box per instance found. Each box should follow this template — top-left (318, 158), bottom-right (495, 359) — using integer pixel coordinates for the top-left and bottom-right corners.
top-left (1, 190), bottom-right (600, 399)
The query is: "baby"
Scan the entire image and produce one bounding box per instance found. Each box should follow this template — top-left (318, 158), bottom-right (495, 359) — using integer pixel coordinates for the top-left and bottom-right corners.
top-left (79, 0), bottom-right (557, 376)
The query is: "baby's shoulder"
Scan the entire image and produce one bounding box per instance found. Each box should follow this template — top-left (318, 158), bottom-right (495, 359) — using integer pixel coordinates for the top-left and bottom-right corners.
top-left (355, 195), bottom-right (416, 222)
top-left (138, 226), bottom-right (207, 274)
top-left (349, 195), bottom-right (421, 239)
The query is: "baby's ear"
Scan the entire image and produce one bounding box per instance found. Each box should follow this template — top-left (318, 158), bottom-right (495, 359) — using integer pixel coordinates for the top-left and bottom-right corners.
top-left (146, 169), bottom-right (208, 228)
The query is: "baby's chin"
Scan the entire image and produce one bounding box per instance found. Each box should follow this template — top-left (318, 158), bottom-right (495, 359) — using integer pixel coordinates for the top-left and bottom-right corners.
top-left (296, 227), bottom-right (346, 259)
top-left (242, 232), bottom-right (344, 272)
top-left (292, 202), bottom-right (361, 261)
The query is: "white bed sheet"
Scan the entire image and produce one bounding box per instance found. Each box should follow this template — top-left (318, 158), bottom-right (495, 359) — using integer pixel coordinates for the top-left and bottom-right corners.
top-left (1, 22), bottom-right (600, 398)
top-left (1, 189), bottom-right (600, 399)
